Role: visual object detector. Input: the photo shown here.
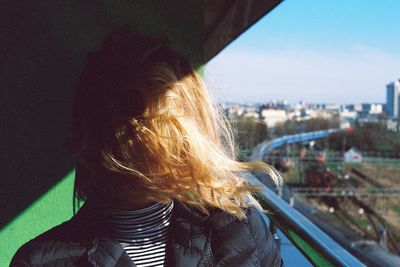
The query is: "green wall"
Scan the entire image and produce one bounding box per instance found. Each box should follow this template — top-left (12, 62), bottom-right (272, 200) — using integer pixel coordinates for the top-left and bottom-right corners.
top-left (0, 1), bottom-right (204, 265)
top-left (0, 172), bottom-right (75, 265)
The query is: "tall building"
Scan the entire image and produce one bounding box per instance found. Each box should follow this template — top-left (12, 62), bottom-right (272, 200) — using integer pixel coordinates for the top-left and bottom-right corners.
top-left (386, 80), bottom-right (400, 118)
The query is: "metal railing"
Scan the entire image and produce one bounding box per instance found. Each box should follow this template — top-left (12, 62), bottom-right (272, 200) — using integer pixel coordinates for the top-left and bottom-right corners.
top-left (290, 187), bottom-right (400, 197)
top-left (246, 174), bottom-right (366, 267)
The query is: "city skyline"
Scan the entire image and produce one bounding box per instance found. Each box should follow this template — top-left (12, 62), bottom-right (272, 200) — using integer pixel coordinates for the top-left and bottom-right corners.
top-left (218, 99), bottom-right (386, 106)
top-left (206, 0), bottom-right (400, 104)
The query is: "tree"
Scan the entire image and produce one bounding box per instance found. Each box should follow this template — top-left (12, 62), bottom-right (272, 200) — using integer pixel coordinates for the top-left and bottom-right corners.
top-left (229, 116), bottom-right (269, 160)
top-left (273, 117), bottom-right (340, 138)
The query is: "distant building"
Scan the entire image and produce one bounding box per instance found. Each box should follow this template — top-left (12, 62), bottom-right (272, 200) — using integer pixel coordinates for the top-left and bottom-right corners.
top-left (361, 103), bottom-right (372, 114)
top-left (386, 119), bottom-right (399, 131)
top-left (312, 110), bottom-right (333, 119)
top-left (340, 119), bottom-right (351, 129)
top-left (243, 111), bottom-right (259, 119)
top-left (340, 110), bottom-right (357, 120)
top-left (357, 116), bottom-right (380, 125)
top-left (359, 103), bottom-right (383, 116)
top-left (346, 104), bottom-right (355, 111)
top-left (353, 104), bottom-right (363, 112)
top-left (386, 80), bottom-right (400, 118)
top-left (287, 109), bottom-right (301, 120)
top-left (261, 109), bottom-right (287, 128)
top-left (344, 147), bottom-right (362, 163)
top-left (324, 103), bottom-right (340, 113)
top-left (370, 104), bottom-right (383, 114)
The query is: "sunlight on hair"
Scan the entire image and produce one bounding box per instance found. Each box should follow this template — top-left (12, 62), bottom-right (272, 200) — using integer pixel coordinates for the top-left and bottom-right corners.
top-left (71, 47), bottom-right (282, 219)
top-left (104, 62), bottom-right (281, 218)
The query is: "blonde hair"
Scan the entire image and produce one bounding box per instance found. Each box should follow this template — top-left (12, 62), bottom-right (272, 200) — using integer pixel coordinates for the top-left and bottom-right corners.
top-left (68, 28), bottom-right (281, 219)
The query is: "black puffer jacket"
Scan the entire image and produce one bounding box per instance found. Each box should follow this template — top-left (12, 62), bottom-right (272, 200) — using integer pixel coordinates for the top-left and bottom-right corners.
top-left (11, 201), bottom-right (284, 267)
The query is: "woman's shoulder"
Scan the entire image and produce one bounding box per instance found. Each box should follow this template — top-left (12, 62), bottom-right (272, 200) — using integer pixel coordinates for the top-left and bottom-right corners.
top-left (10, 220), bottom-right (81, 266)
top-left (207, 206), bottom-right (284, 267)
top-left (171, 201), bottom-right (283, 266)
top-left (10, 209), bottom-right (99, 266)
top-left (10, 218), bottom-right (126, 267)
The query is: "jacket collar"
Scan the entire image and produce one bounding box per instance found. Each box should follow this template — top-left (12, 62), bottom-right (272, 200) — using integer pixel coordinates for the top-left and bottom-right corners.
top-left (72, 201), bottom-right (214, 267)
top-left (82, 238), bottom-right (135, 267)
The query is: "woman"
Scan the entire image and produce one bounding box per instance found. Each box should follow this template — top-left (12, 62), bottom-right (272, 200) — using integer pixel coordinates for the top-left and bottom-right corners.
top-left (11, 27), bottom-right (283, 267)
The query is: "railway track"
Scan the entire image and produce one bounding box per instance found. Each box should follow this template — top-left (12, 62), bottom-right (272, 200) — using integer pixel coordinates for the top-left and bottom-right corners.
top-left (291, 164), bottom-right (400, 255)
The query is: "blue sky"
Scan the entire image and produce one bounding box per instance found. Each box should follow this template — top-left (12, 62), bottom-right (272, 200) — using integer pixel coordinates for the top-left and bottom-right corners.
top-left (206, 0), bottom-right (400, 104)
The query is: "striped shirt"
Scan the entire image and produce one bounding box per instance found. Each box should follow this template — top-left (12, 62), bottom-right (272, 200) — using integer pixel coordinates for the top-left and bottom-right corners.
top-left (92, 201), bottom-right (174, 267)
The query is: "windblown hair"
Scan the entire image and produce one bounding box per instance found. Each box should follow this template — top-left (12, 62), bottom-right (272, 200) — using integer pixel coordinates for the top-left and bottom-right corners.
top-left (68, 27), bottom-right (281, 219)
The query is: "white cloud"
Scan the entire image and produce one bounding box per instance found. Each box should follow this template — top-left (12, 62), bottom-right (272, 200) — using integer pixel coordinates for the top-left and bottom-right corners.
top-left (205, 46), bottom-right (400, 104)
